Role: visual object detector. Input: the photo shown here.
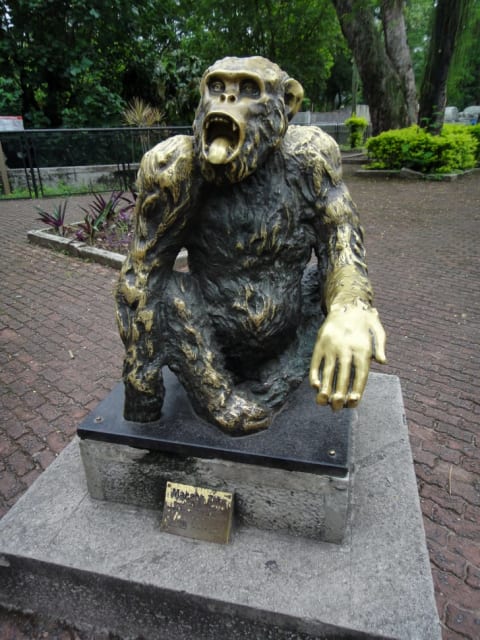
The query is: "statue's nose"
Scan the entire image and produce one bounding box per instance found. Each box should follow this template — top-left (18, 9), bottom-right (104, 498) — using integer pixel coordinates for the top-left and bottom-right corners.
top-left (220, 93), bottom-right (237, 103)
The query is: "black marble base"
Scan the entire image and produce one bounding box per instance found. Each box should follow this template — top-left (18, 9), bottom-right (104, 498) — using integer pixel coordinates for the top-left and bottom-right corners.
top-left (77, 369), bottom-right (352, 477)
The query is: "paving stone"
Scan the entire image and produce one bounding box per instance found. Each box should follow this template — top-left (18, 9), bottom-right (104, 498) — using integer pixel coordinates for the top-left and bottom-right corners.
top-left (465, 565), bottom-right (480, 589)
top-left (415, 448), bottom-right (439, 468)
top-left (424, 517), bottom-right (450, 547)
top-left (445, 604), bottom-right (480, 640)
top-left (447, 534), bottom-right (480, 568)
top-left (6, 450), bottom-right (35, 477)
top-left (0, 470), bottom-right (23, 501)
top-left (450, 479), bottom-right (480, 508)
top-left (45, 431), bottom-right (70, 454)
top-left (462, 458), bottom-right (480, 474)
top-left (33, 449), bottom-right (58, 471)
top-left (422, 441), bottom-right (462, 465)
top-left (432, 568), bottom-right (480, 612)
top-left (427, 539), bottom-right (467, 580)
top-left (464, 504), bottom-right (479, 524)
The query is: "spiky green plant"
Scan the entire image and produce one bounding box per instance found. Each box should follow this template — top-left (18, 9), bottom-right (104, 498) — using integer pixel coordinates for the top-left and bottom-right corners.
top-left (35, 200), bottom-right (68, 236)
top-left (122, 97), bottom-right (164, 127)
top-left (123, 97), bottom-right (164, 154)
top-left (76, 191), bottom-right (135, 244)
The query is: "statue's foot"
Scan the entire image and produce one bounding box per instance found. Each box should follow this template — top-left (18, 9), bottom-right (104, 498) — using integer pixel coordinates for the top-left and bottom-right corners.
top-left (210, 393), bottom-right (273, 436)
top-left (247, 370), bottom-right (304, 409)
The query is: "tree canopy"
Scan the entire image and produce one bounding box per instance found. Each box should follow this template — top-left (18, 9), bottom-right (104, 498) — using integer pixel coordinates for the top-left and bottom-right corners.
top-left (179, 0), bottom-right (345, 111)
top-left (0, 0), bottom-right (182, 126)
top-left (0, 0), bottom-right (478, 131)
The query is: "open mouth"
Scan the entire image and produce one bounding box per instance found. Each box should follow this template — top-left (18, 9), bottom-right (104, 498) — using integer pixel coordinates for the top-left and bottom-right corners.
top-left (203, 113), bottom-right (241, 164)
top-left (205, 114), bottom-right (239, 146)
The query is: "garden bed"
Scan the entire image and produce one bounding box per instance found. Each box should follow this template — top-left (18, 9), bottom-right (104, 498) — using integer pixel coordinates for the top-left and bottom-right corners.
top-left (27, 227), bottom-right (188, 271)
top-left (27, 227), bottom-right (126, 269)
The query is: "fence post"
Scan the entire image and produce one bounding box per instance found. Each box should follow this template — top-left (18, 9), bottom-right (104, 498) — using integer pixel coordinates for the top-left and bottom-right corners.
top-left (0, 142), bottom-right (11, 195)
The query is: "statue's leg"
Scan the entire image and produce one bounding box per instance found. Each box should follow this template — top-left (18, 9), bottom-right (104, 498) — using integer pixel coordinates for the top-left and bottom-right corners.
top-left (117, 263), bottom-right (167, 423)
top-left (122, 354), bottom-right (166, 423)
top-left (250, 265), bottom-right (324, 408)
top-left (163, 273), bottom-right (272, 435)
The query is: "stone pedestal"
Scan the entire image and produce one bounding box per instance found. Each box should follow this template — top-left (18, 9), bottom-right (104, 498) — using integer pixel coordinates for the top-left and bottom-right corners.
top-left (0, 373), bottom-right (441, 639)
top-left (78, 369), bottom-right (353, 543)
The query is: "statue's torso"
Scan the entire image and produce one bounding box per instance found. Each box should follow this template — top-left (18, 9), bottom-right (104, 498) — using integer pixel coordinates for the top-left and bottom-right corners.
top-left (185, 150), bottom-right (318, 347)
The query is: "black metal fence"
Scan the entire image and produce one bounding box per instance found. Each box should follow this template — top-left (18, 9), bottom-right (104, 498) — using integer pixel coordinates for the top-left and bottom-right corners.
top-left (0, 123), bottom-right (356, 199)
top-left (0, 126), bottom-right (192, 198)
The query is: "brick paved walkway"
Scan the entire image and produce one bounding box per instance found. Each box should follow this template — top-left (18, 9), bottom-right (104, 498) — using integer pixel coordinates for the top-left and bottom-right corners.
top-left (1, 166), bottom-right (479, 639)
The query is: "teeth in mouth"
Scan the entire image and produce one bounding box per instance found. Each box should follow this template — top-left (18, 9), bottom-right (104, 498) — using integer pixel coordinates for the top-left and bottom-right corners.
top-left (206, 117), bottom-right (238, 132)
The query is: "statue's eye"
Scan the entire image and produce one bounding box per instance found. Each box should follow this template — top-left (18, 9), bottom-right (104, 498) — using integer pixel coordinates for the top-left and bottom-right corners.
top-left (240, 80), bottom-right (260, 98)
top-left (209, 79), bottom-right (225, 93)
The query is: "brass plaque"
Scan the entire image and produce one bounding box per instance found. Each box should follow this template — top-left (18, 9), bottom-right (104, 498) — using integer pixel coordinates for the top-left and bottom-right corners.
top-left (160, 481), bottom-right (234, 544)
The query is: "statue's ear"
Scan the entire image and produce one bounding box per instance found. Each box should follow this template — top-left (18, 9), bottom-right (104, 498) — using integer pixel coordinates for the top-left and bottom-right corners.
top-left (284, 78), bottom-right (304, 121)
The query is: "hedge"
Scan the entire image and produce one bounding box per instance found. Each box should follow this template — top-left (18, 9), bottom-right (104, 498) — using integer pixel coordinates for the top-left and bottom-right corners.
top-left (366, 125), bottom-right (478, 174)
top-left (344, 115), bottom-right (368, 149)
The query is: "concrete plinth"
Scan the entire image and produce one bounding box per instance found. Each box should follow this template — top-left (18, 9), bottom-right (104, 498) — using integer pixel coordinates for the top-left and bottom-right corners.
top-left (0, 373), bottom-right (441, 639)
top-left (78, 369), bottom-right (353, 543)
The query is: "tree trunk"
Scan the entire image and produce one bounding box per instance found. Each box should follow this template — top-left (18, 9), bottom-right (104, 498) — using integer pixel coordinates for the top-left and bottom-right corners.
top-left (418, 0), bottom-right (472, 134)
top-left (332, 0), bottom-right (416, 135)
top-left (381, 0), bottom-right (418, 124)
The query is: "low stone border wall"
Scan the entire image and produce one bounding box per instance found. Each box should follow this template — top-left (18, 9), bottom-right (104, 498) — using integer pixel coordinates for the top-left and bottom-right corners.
top-left (27, 228), bottom-right (188, 271)
top-left (355, 166), bottom-right (480, 180)
top-left (27, 229), bottom-right (125, 269)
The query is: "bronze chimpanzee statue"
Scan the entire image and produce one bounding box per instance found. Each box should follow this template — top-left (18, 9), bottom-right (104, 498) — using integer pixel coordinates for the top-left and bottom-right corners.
top-left (115, 56), bottom-right (386, 436)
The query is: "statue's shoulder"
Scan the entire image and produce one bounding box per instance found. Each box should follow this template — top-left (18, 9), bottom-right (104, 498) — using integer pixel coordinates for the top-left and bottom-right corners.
top-left (283, 125), bottom-right (343, 185)
top-left (137, 135), bottom-right (196, 192)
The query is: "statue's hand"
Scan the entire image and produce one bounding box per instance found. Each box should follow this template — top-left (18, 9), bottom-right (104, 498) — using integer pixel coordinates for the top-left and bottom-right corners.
top-left (309, 303), bottom-right (386, 410)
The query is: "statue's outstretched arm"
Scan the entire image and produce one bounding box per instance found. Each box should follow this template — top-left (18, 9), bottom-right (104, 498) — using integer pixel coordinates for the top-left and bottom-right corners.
top-left (308, 138), bottom-right (386, 410)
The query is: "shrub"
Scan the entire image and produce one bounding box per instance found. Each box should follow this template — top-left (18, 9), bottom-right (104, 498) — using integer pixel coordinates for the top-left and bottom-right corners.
top-left (366, 125), bottom-right (478, 174)
top-left (344, 115), bottom-right (368, 150)
top-left (464, 124), bottom-right (480, 164)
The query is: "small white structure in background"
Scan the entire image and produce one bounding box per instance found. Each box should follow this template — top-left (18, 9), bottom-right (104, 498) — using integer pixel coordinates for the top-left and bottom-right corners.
top-left (458, 106), bottom-right (480, 125)
top-left (0, 115), bottom-right (24, 131)
top-left (444, 106), bottom-right (459, 123)
top-left (293, 105), bottom-right (370, 126)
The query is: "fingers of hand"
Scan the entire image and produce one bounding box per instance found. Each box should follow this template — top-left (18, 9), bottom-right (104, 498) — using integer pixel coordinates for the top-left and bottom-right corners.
top-left (329, 357), bottom-right (352, 410)
top-left (309, 339), bottom-right (324, 389)
top-left (315, 355), bottom-right (336, 402)
top-left (315, 390), bottom-right (330, 406)
top-left (309, 323), bottom-right (338, 394)
top-left (310, 308), bottom-right (387, 410)
top-left (372, 321), bottom-right (387, 364)
top-left (311, 345), bottom-right (371, 410)
top-left (346, 392), bottom-right (361, 409)
top-left (349, 361), bottom-right (369, 404)
top-left (313, 355), bottom-right (360, 410)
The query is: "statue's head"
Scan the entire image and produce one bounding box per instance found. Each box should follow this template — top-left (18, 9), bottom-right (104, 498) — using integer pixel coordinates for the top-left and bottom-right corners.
top-left (193, 56), bottom-right (304, 184)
